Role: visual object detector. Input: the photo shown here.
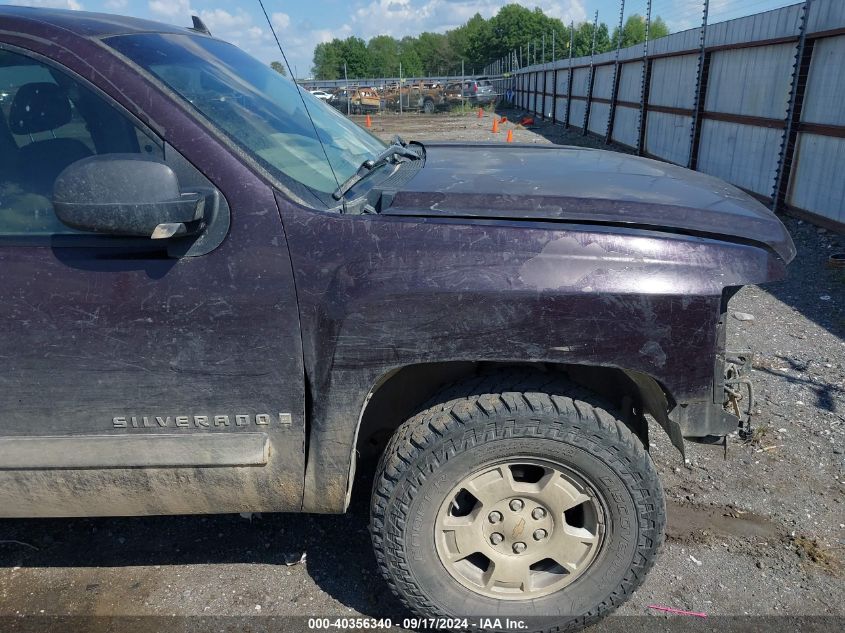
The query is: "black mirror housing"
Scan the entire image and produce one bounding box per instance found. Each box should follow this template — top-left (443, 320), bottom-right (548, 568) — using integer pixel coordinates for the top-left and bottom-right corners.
top-left (52, 154), bottom-right (207, 238)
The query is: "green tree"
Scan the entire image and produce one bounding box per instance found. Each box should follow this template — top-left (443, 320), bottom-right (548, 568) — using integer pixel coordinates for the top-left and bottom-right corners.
top-left (312, 36), bottom-right (370, 79)
top-left (566, 21), bottom-right (612, 58)
top-left (413, 32), bottom-right (452, 75)
top-left (309, 3), bottom-right (651, 78)
top-left (313, 41), bottom-right (342, 79)
top-left (398, 37), bottom-right (423, 77)
top-left (338, 36), bottom-right (370, 78)
top-left (488, 5), bottom-right (566, 64)
top-left (367, 35), bottom-right (399, 77)
top-left (612, 14), bottom-right (670, 49)
top-left (270, 61), bottom-right (288, 77)
top-left (461, 13), bottom-right (493, 71)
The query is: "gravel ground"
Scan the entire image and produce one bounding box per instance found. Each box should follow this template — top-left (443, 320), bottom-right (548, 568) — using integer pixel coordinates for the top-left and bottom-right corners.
top-left (1, 107), bottom-right (842, 632)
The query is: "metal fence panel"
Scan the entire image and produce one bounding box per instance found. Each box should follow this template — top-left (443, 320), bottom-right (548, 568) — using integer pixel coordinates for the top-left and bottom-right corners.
top-left (569, 99), bottom-right (588, 130)
top-left (498, 0), bottom-right (845, 228)
top-left (571, 67), bottom-right (591, 98)
top-left (705, 44), bottom-right (795, 118)
top-left (788, 133), bottom-right (845, 224)
top-left (808, 0), bottom-right (845, 32)
top-left (612, 105), bottom-right (640, 147)
top-left (801, 35), bottom-right (845, 125)
top-left (646, 111), bottom-right (693, 164)
top-left (592, 65), bottom-right (615, 99)
top-left (588, 102), bottom-right (611, 135)
top-left (555, 97), bottom-right (568, 123)
top-left (649, 55), bottom-right (699, 109)
top-left (698, 119), bottom-right (782, 195)
top-left (617, 61), bottom-right (644, 103)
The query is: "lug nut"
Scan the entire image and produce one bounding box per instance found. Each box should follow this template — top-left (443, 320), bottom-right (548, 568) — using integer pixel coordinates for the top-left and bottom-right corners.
top-left (532, 507), bottom-right (546, 520)
top-left (533, 529), bottom-right (547, 541)
top-left (488, 511), bottom-right (503, 524)
top-left (490, 532), bottom-right (504, 545)
top-left (509, 499), bottom-right (524, 512)
top-left (512, 542), bottom-right (527, 554)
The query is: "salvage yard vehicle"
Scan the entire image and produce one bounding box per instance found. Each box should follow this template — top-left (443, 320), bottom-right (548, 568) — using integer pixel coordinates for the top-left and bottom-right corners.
top-left (0, 7), bottom-right (795, 632)
top-left (384, 81), bottom-right (445, 113)
top-left (328, 86), bottom-right (380, 114)
top-left (445, 77), bottom-right (497, 106)
top-left (308, 89), bottom-right (332, 101)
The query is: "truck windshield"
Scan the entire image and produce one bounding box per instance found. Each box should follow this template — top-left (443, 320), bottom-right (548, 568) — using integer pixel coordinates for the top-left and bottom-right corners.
top-left (106, 33), bottom-right (385, 200)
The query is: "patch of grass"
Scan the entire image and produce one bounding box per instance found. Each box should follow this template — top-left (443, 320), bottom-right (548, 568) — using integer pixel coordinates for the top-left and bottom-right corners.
top-left (747, 424), bottom-right (770, 447)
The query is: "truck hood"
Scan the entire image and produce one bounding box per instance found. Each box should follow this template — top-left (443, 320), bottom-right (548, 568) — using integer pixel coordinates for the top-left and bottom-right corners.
top-left (384, 142), bottom-right (796, 262)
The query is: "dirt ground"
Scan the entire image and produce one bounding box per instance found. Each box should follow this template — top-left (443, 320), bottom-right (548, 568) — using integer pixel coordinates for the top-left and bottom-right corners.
top-left (1, 108), bottom-right (843, 632)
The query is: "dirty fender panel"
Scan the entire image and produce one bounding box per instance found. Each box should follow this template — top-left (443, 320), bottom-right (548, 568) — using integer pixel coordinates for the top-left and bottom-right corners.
top-left (279, 197), bottom-right (784, 512)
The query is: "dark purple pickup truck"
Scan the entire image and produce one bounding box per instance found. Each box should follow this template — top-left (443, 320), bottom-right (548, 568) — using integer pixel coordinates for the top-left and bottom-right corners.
top-left (0, 7), bottom-right (794, 631)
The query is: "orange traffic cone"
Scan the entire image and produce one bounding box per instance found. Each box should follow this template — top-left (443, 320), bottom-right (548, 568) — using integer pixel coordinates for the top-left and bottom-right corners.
top-left (365, 114), bottom-right (372, 128)
top-left (492, 118), bottom-right (499, 133)
top-left (506, 129), bottom-right (513, 143)
top-left (477, 108), bottom-right (483, 118)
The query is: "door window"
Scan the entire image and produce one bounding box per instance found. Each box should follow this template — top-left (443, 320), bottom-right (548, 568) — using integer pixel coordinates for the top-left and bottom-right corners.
top-left (0, 48), bottom-right (162, 236)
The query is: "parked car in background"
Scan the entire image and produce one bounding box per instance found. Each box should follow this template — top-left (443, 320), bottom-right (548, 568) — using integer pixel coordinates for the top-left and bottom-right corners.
top-left (445, 77), bottom-right (496, 106)
top-left (329, 87), bottom-right (380, 114)
top-left (309, 89), bottom-right (332, 101)
top-left (384, 82), bottom-right (445, 114)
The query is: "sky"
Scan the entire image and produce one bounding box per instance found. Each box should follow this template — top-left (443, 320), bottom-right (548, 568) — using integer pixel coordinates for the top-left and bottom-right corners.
top-left (3, 0), bottom-right (796, 78)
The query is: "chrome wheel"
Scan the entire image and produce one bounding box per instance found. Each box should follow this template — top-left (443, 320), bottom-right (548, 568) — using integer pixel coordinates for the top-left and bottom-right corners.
top-left (434, 459), bottom-right (605, 600)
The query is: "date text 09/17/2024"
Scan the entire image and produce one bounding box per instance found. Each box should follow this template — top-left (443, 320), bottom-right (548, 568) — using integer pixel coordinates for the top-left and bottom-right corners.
top-left (306, 618), bottom-right (529, 630)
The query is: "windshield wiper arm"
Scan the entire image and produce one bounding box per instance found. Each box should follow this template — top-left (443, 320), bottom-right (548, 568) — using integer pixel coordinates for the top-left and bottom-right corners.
top-left (332, 143), bottom-right (421, 201)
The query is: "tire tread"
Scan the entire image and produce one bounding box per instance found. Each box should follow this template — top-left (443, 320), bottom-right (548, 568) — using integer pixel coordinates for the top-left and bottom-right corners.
top-left (371, 369), bottom-right (664, 633)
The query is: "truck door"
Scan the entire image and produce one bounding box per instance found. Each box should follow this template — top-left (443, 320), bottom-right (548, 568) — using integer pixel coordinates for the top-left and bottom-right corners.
top-left (0, 45), bottom-right (306, 517)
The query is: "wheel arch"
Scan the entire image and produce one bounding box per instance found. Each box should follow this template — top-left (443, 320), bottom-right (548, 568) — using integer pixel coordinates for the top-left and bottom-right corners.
top-left (346, 360), bottom-right (683, 509)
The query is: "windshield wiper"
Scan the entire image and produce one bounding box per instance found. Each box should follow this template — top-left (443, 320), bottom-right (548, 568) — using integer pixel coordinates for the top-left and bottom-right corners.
top-left (332, 142), bottom-right (421, 201)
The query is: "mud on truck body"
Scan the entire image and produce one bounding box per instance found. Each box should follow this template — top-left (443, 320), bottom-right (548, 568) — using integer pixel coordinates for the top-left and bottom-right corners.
top-left (0, 7), bottom-right (794, 632)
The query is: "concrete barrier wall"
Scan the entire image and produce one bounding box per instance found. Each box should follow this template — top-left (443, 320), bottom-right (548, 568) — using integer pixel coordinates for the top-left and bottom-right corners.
top-left (503, 0), bottom-right (845, 230)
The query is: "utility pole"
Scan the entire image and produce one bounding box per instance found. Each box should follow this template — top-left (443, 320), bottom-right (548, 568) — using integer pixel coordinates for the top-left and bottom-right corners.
top-left (636, 0), bottom-right (653, 155)
top-left (688, 0), bottom-right (711, 169)
top-left (564, 20), bottom-right (574, 129)
top-left (583, 10), bottom-right (599, 135)
top-left (461, 59), bottom-right (465, 109)
top-left (606, 0), bottom-right (627, 144)
top-left (344, 61), bottom-right (349, 116)
top-left (773, 0), bottom-right (814, 212)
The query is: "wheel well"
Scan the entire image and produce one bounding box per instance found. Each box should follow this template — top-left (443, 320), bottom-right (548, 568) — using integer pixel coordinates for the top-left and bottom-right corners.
top-left (354, 361), bottom-right (663, 464)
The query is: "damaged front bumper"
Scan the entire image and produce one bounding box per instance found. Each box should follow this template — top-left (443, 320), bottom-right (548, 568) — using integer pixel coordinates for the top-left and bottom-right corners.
top-left (673, 349), bottom-right (755, 441)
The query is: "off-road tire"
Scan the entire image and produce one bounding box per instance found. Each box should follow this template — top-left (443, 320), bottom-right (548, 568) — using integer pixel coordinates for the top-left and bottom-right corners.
top-left (370, 370), bottom-right (664, 632)
top-left (422, 99), bottom-right (435, 114)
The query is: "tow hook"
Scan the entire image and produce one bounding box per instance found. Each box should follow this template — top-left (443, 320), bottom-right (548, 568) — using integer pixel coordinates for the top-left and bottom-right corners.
top-left (724, 350), bottom-right (755, 442)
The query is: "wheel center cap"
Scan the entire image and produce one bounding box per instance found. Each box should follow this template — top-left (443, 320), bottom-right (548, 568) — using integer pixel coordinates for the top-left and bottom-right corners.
top-left (483, 497), bottom-right (553, 554)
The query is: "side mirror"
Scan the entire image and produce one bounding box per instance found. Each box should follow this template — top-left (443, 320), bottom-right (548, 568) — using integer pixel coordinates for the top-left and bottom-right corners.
top-left (53, 154), bottom-right (210, 239)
